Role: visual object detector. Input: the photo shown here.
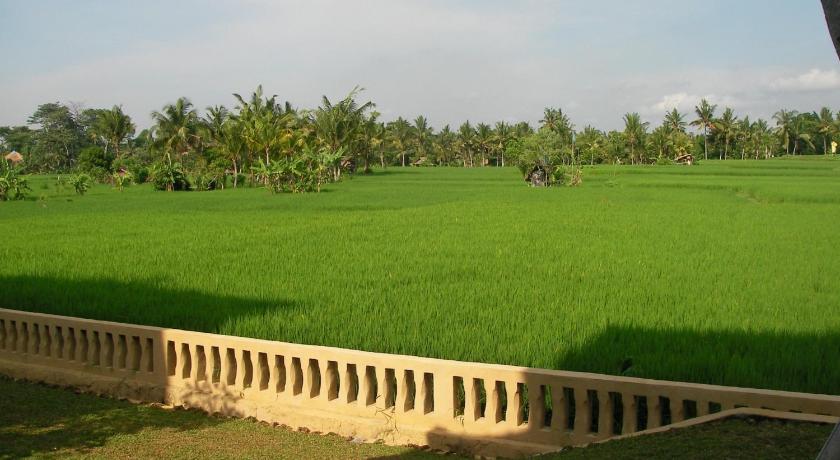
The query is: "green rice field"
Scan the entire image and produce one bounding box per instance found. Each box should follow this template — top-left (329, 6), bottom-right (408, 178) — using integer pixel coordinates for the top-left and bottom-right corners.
top-left (1, 157), bottom-right (839, 394)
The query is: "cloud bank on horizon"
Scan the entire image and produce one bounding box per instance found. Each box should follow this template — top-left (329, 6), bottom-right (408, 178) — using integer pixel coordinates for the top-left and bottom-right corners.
top-left (0, 0), bottom-right (838, 131)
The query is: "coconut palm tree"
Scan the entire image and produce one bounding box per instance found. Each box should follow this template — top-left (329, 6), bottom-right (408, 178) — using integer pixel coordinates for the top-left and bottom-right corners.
top-left (713, 107), bottom-right (737, 160)
top-left (663, 108), bottom-right (686, 134)
top-left (691, 99), bottom-right (717, 160)
top-left (623, 112), bottom-right (649, 164)
top-left (411, 116), bottom-right (433, 165)
top-left (773, 109), bottom-right (797, 155)
top-left (577, 125), bottom-right (604, 165)
top-left (493, 122), bottom-right (512, 167)
top-left (815, 107), bottom-right (837, 155)
top-left (736, 116), bottom-right (751, 160)
top-left (95, 106), bottom-right (135, 160)
top-left (457, 122), bottom-right (476, 167)
top-left (151, 97), bottom-right (200, 162)
top-left (474, 123), bottom-right (494, 166)
top-left (386, 117), bottom-right (412, 166)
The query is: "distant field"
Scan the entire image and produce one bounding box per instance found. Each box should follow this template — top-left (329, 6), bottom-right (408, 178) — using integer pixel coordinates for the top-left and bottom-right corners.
top-left (1, 158), bottom-right (839, 394)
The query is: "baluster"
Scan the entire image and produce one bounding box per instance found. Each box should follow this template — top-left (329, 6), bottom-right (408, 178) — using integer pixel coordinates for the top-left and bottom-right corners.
top-left (377, 367), bottom-right (389, 408)
top-left (529, 384), bottom-right (545, 429)
top-left (191, 344), bottom-right (203, 383)
top-left (647, 395), bottom-right (662, 429)
top-left (51, 326), bottom-right (62, 358)
top-left (504, 380), bottom-right (518, 425)
top-left (28, 323), bottom-right (39, 355)
top-left (486, 380), bottom-right (500, 423)
top-left (573, 389), bottom-right (591, 437)
top-left (622, 394), bottom-right (638, 434)
top-left (463, 376), bottom-right (476, 421)
top-left (63, 328), bottom-right (75, 361)
top-left (550, 385), bottom-right (567, 431)
top-left (597, 390), bottom-right (612, 437)
top-left (234, 349), bottom-right (248, 391)
top-left (696, 399), bottom-right (709, 417)
top-left (16, 322), bottom-right (27, 353)
top-left (671, 398), bottom-right (685, 423)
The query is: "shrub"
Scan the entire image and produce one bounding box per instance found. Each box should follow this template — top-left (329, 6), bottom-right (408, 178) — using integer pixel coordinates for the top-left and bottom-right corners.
top-left (0, 160), bottom-right (30, 201)
top-left (69, 174), bottom-right (92, 196)
top-left (112, 170), bottom-right (133, 192)
top-left (151, 161), bottom-right (190, 191)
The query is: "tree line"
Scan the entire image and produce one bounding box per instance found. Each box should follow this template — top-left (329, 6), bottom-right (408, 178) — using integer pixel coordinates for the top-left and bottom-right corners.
top-left (1, 87), bottom-right (838, 193)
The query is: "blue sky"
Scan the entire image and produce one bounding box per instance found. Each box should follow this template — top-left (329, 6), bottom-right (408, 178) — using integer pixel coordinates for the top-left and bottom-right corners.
top-left (1, 0), bottom-right (838, 130)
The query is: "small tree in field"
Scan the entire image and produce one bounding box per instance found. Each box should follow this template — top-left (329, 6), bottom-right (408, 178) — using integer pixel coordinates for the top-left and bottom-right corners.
top-left (69, 173), bottom-right (92, 196)
top-left (0, 159), bottom-right (30, 201)
top-left (508, 128), bottom-right (582, 187)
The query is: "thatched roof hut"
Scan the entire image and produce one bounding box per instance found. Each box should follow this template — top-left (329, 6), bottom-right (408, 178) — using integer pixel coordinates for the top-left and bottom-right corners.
top-left (525, 165), bottom-right (548, 187)
top-left (4, 151), bottom-right (23, 164)
top-left (675, 153), bottom-right (694, 165)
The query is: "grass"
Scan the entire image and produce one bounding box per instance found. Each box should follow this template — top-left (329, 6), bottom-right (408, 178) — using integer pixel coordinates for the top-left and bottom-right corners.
top-left (0, 376), bottom-right (451, 459)
top-left (548, 416), bottom-right (833, 460)
top-left (0, 376), bottom-right (832, 459)
top-left (1, 157), bottom-right (839, 394)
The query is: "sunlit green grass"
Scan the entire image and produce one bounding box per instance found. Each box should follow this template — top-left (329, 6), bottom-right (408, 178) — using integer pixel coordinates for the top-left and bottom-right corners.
top-left (2, 157), bottom-right (839, 394)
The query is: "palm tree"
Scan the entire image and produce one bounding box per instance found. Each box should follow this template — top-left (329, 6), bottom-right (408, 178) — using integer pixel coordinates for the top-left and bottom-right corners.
top-left (736, 116), bottom-right (751, 160)
top-left (474, 123), bottom-right (494, 166)
top-left (691, 99), bottom-right (717, 160)
top-left (151, 97), bottom-right (200, 162)
top-left (457, 122), bottom-right (476, 167)
top-left (435, 125), bottom-right (456, 166)
top-left (386, 117), bottom-right (412, 166)
top-left (311, 87), bottom-right (374, 178)
top-left (95, 105), bottom-right (135, 160)
top-left (577, 126), bottom-right (604, 165)
top-left (713, 107), bottom-right (737, 160)
top-left (815, 107), bottom-right (837, 155)
top-left (493, 122), bottom-right (512, 167)
top-left (773, 109), bottom-right (797, 155)
top-left (663, 108), bottom-right (686, 134)
top-left (623, 112), bottom-right (649, 164)
top-left (789, 115), bottom-right (815, 155)
top-left (540, 108), bottom-right (574, 144)
top-left (411, 115), bottom-right (433, 165)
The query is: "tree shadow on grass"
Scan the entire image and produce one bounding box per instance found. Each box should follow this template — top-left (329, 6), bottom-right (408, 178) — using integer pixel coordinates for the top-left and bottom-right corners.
top-left (553, 325), bottom-right (840, 395)
top-left (0, 376), bottom-right (225, 458)
top-left (0, 274), bottom-right (301, 337)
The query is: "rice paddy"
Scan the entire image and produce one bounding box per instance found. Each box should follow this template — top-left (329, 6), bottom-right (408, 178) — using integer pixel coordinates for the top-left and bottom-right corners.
top-left (1, 157), bottom-right (839, 394)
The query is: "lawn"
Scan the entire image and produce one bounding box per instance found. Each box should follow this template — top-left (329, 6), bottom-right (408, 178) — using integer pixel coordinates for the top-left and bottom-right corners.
top-left (0, 376), bottom-right (832, 459)
top-left (1, 157), bottom-right (839, 394)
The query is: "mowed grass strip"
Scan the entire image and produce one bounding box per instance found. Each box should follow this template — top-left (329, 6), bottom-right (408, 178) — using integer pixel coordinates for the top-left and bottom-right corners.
top-left (0, 377), bottom-right (453, 459)
top-left (1, 157), bottom-right (839, 393)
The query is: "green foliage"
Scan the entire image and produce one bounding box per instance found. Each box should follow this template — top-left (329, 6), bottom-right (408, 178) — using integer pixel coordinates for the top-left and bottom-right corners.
top-left (76, 145), bottom-right (114, 178)
top-left (68, 173), bottom-right (92, 196)
top-left (112, 170), bottom-right (133, 192)
top-left (151, 161), bottom-right (189, 191)
top-left (0, 160), bottom-right (30, 201)
top-left (509, 128), bottom-right (580, 186)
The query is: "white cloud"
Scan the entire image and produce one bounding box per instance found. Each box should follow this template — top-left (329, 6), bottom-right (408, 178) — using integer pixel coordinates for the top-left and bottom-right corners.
top-left (769, 68), bottom-right (840, 91)
top-left (644, 92), bottom-right (740, 118)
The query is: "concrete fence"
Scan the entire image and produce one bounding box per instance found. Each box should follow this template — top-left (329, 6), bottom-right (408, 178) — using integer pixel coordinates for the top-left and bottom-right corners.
top-left (0, 307), bottom-right (838, 457)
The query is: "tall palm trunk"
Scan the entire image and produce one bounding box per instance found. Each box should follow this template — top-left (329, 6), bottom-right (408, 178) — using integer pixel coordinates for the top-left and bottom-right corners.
top-left (703, 126), bottom-right (709, 160)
